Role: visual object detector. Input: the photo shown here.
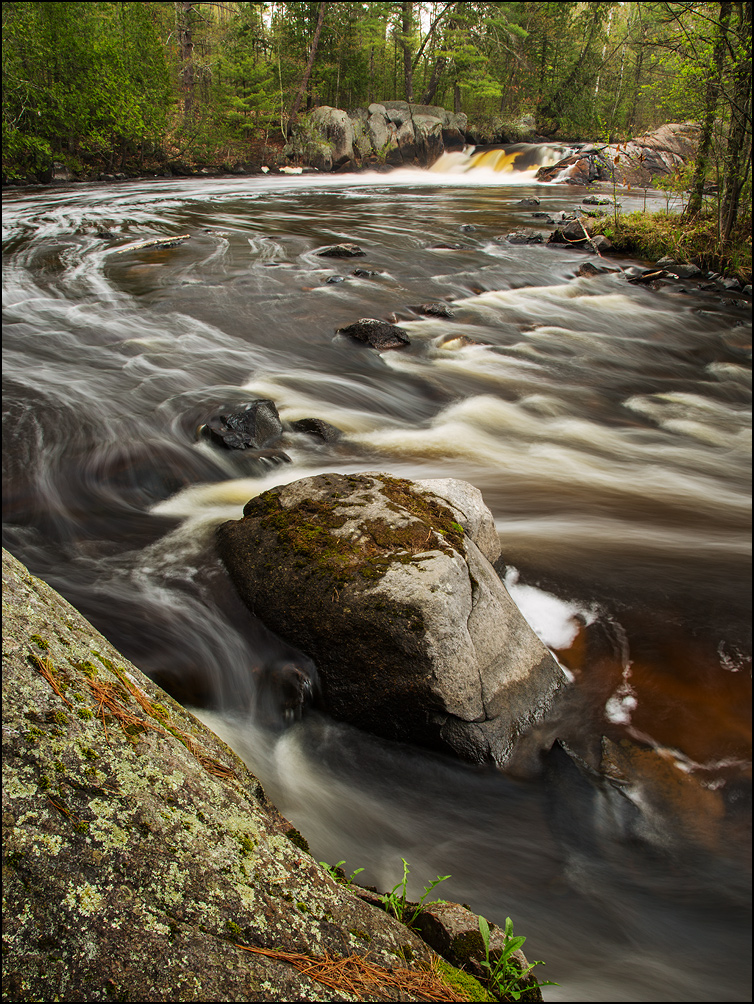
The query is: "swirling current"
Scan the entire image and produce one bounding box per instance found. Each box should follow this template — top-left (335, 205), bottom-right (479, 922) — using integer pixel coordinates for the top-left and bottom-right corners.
top-left (2, 164), bottom-right (751, 1001)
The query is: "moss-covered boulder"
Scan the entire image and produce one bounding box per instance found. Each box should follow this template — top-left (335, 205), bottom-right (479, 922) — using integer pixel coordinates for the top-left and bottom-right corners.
top-left (216, 473), bottom-right (565, 767)
top-left (2, 548), bottom-right (467, 1002)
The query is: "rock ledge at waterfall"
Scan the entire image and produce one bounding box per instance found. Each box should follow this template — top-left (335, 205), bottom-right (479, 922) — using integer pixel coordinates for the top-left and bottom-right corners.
top-left (217, 472), bottom-right (566, 767)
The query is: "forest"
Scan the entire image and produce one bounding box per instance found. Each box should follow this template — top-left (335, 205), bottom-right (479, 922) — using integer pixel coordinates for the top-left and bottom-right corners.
top-left (2, 2), bottom-right (752, 272)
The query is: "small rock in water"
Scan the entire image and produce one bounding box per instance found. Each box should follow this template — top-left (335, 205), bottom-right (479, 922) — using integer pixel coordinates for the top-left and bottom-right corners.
top-left (325, 275), bottom-right (345, 284)
top-left (576, 261), bottom-right (608, 278)
top-left (352, 268), bottom-right (380, 278)
top-left (317, 243), bottom-right (366, 258)
top-left (516, 197), bottom-right (540, 206)
top-left (289, 418), bottom-right (342, 443)
top-left (200, 400), bottom-right (283, 450)
top-left (415, 302), bottom-right (455, 317)
top-left (459, 224), bottom-right (477, 232)
top-left (582, 194), bottom-right (612, 205)
top-left (428, 242), bottom-right (471, 250)
top-left (336, 318), bottom-right (410, 350)
top-left (505, 229), bottom-right (544, 244)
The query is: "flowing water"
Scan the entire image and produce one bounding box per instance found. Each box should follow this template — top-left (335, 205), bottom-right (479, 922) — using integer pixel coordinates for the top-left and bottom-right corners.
top-left (2, 159), bottom-right (751, 1002)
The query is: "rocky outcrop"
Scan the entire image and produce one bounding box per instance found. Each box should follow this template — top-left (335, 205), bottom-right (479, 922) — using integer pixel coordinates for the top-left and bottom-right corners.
top-left (2, 547), bottom-right (494, 1002)
top-left (536, 123), bottom-right (701, 186)
top-left (216, 473), bottom-right (566, 767)
top-left (286, 101), bottom-right (469, 170)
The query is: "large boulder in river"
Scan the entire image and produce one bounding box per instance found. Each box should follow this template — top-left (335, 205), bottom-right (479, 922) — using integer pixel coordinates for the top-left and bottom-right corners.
top-left (216, 473), bottom-right (566, 766)
top-left (2, 547), bottom-right (458, 1002)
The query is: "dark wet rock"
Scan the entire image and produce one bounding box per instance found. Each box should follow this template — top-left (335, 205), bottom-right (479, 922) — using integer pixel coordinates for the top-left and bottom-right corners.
top-left (325, 275), bottom-right (345, 284)
top-left (459, 224), bottom-right (478, 232)
top-left (530, 212), bottom-right (554, 220)
top-left (200, 400), bottom-right (283, 451)
top-left (428, 242), bottom-right (472, 250)
top-left (516, 197), bottom-right (540, 206)
top-left (547, 220), bottom-right (596, 247)
top-left (94, 230), bottom-right (120, 241)
top-left (336, 318), bottom-right (410, 350)
top-left (216, 472), bottom-right (565, 767)
top-left (2, 548), bottom-right (447, 1002)
top-left (414, 302), bottom-right (455, 318)
top-left (316, 243), bottom-right (366, 258)
top-left (351, 268), bottom-right (380, 278)
top-left (582, 195), bottom-right (612, 205)
top-left (505, 229), bottom-right (544, 244)
top-left (627, 269), bottom-right (670, 285)
top-left (413, 902), bottom-right (544, 1000)
top-left (578, 261), bottom-right (618, 277)
top-left (289, 418), bottom-right (343, 443)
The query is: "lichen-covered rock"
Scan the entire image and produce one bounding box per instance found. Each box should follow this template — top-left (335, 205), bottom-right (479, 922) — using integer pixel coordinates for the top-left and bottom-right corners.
top-left (308, 107), bottom-right (355, 167)
top-left (216, 473), bottom-right (565, 766)
top-left (1, 548), bottom-right (447, 1002)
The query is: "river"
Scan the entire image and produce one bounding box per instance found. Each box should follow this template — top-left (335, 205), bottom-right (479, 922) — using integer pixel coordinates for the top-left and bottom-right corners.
top-left (2, 161), bottom-right (751, 1002)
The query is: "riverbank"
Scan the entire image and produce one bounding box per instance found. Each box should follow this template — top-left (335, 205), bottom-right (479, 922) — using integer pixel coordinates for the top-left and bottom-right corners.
top-left (590, 209), bottom-right (752, 285)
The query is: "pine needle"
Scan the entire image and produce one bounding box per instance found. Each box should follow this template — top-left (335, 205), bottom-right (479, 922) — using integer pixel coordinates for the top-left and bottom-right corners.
top-left (234, 944), bottom-right (468, 1001)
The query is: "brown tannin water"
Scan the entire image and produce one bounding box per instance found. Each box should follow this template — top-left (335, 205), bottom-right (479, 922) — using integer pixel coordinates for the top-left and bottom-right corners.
top-left (3, 166), bottom-right (750, 1001)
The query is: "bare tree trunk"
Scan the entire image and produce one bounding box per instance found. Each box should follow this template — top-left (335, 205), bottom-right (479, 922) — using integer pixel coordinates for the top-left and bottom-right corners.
top-left (176, 1), bottom-right (195, 123)
top-left (454, 83), bottom-right (462, 114)
top-left (289, 1), bottom-right (327, 126)
top-left (687, 2), bottom-right (731, 217)
top-left (400, 2), bottom-right (414, 101)
top-left (421, 56), bottom-right (446, 105)
top-left (720, 0), bottom-right (752, 239)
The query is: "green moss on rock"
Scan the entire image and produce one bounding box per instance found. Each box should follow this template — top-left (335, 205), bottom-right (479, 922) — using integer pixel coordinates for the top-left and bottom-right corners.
top-left (433, 957), bottom-right (496, 1002)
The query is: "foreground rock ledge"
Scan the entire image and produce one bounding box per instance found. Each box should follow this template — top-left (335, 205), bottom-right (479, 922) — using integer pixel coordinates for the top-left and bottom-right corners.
top-left (2, 548), bottom-right (488, 1002)
top-left (216, 473), bottom-right (565, 767)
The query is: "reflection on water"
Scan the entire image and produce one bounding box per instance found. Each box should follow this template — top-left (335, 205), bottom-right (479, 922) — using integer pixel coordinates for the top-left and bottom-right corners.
top-left (2, 169), bottom-right (751, 1001)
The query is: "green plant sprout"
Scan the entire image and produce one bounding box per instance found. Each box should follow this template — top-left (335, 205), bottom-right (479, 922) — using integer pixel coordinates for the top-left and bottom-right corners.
top-left (380, 858), bottom-right (451, 927)
top-left (478, 915), bottom-right (559, 1001)
top-left (319, 859), bottom-right (365, 885)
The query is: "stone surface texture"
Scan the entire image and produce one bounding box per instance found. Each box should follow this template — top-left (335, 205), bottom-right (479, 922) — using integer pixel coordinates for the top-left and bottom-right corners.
top-left (2, 548), bottom-right (448, 1002)
top-left (216, 473), bottom-right (565, 766)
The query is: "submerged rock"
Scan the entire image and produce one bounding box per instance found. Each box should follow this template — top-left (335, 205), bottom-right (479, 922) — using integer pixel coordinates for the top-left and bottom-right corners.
top-left (289, 418), bottom-right (343, 443)
top-left (414, 302), bottom-right (455, 317)
top-left (316, 243), bottom-right (366, 258)
top-left (216, 473), bottom-right (566, 766)
top-left (336, 318), bottom-right (410, 350)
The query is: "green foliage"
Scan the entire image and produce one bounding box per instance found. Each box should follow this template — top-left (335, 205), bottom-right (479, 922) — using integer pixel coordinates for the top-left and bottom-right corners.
top-left (380, 858), bottom-right (450, 927)
top-left (3, 1), bottom-right (170, 178)
top-left (319, 859), bottom-right (365, 884)
top-left (478, 915), bottom-right (558, 1001)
